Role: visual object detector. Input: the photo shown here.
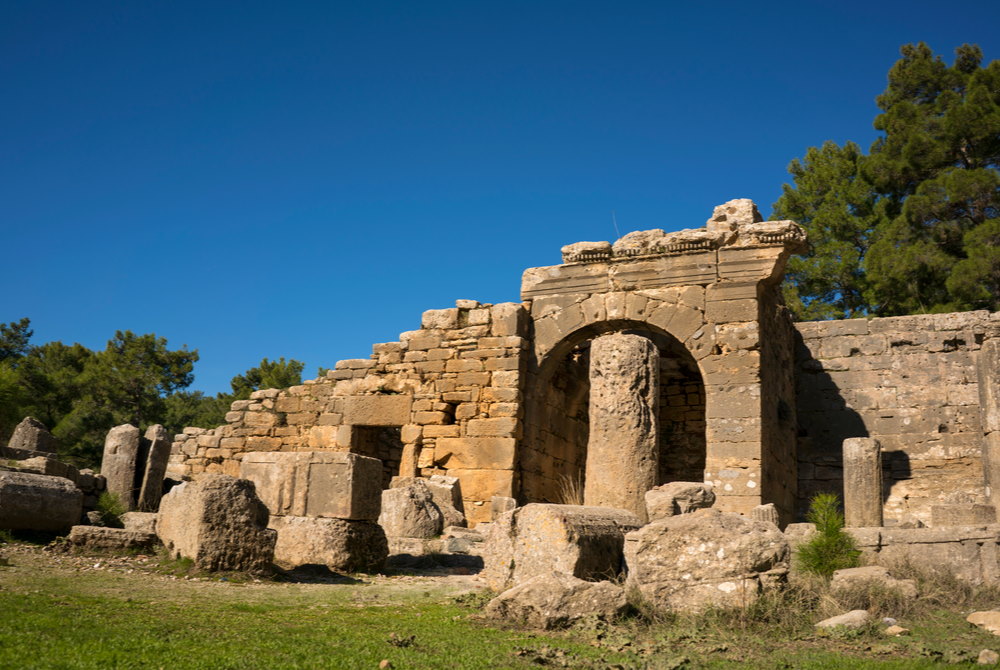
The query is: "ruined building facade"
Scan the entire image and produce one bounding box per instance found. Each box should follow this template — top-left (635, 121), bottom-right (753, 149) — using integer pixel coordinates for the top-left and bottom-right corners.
top-left (167, 200), bottom-right (1000, 527)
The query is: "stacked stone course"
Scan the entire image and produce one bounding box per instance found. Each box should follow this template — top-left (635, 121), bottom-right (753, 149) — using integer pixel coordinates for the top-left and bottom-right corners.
top-left (169, 299), bottom-right (529, 524)
top-left (795, 310), bottom-right (1000, 522)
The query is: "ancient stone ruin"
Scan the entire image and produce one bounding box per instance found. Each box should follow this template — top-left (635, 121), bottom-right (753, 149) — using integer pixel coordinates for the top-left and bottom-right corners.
top-left (3, 197), bottom-right (1000, 618)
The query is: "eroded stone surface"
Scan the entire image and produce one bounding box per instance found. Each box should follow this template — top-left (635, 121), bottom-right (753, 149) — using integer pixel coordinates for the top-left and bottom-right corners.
top-left (645, 481), bottom-right (715, 521)
top-left (0, 470), bottom-right (83, 532)
top-left (101, 424), bottom-right (141, 510)
top-left (379, 479), bottom-right (443, 539)
top-left (268, 515), bottom-right (387, 572)
top-left (624, 508), bottom-right (789, 613)
top-left (156, 474), bottom-right (275, 573)
top-left (7, 417), bottom-right (58, 454)
top-left (482, 503), bottom-right (642, 591)
top-left (484, 571), bottom-right (628, 629)
top-left (586, 334), bottom-right (659, 520)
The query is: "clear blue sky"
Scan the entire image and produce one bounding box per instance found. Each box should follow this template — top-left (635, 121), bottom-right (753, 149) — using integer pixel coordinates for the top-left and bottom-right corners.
top-left (4, 1), bottom-right (999, 395)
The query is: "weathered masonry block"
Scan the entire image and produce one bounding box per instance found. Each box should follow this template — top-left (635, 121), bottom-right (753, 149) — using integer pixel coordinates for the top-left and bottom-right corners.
top-left (165, 198), bottom-right (1000, 529)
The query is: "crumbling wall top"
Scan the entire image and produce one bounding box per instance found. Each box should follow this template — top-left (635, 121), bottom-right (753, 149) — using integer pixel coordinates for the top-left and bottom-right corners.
top-left (559, 199), bottom-right (805, 264)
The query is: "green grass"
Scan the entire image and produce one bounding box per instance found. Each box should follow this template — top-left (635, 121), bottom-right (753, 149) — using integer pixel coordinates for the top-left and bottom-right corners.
top-left (3, 543), bottom-right (1000, 669)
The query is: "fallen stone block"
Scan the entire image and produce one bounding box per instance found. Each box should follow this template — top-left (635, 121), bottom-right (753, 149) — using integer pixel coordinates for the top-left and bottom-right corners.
top-left (484, 571), bottom-right (628, 629)
top-left (7, 417), bottom-right (58, 454)
top-left (624, 508), bottom-right (789, 613)
top-left (816, 610), bottom-right (870, 630)
top-left (831, 566), bottom-right (917, 598)
top-left (482, 503), bottom-right (642, 592)
top-left (122, 511), bottom-right (158, 535)
top-left (268, 515), bottom-right (387, 573)
top-left (390, 475), bottom-right (466, 528)
top-left (969, 611), bottom-right (1000, 636)
top-left (157, 474), bottom-right (276, 573)
top-left (67, 526), bottom-right (158, 552)
top-left (644, 481), bottom-right (715, 521)
top-left (240, 451), bottom-right (382, 521)
top-left (379, 479), bottom-right (443, 539)
top-left (0, 470), bottom-right (83, 533)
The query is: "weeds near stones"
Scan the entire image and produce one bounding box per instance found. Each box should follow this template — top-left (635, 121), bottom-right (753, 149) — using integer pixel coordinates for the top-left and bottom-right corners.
top-left (796, 493), bottom-right (860, 578)
top-left (556, 474), bottom-right (584, 505)
top-left (95, 492), bottom-right (126, 528)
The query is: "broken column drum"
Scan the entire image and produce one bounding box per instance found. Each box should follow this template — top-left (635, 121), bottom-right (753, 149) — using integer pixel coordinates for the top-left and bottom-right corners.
top-left (585, 333), bottom-right (659, 519)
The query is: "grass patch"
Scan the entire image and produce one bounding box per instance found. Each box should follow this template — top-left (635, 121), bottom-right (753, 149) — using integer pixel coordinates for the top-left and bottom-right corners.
top-left (5, 545), bottom-right (1000, 668)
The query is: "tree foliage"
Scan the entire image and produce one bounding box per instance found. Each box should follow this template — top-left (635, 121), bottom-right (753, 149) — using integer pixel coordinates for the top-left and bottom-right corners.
top-left (229, 357), bottom-right (304, 400)
top-left (775, 43), bottom-right (1000, 319)
top-left (0, 317), bottom-right (306, 467)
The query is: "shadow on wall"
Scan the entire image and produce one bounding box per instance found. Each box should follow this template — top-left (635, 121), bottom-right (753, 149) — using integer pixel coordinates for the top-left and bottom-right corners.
top-left (793, 328), bottom-right (911, 519)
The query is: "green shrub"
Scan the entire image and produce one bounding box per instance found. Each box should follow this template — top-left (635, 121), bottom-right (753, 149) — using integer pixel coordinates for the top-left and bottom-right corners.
top-left (795, 493), bottom-right (860, 578)
top-left (96, 492), bottom-right (126, 528)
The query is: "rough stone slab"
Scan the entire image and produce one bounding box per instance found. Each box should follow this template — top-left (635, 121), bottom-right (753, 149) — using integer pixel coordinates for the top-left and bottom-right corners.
top-left (101, 424), bottom-right (141, 510)
top-left (390, 475), bottom-right (466, 528)
top-left (481, 503), bottom-right (642, 591)
top-left (644, 482), bottom-right (715, 521)
top-left (980, 340), bottom-right (1000, 434)
top-left (484, 572), bottom-right (628, 629)
top-left (156, 474), bottom-right (276, 573)
top-left (269, 515), bottom-right (387, 573)
top-left (341, 395), bottom-right (412, 426)
top-left (68, 526), bottom-right (158, 552)
top-left (0, 470), bottom-right (83, 532)
top-left (7, 417), bottom-right (58, 454)
top-left (13, 457), bottom-right (79, 484)
top-left (379, 479), bottom-right (443, 539)
top-left (240, 451), bottom-right (382, 521)
top-left (624, 508), bottom-right (789, 613)
top-left (121, 511), bottom-right (158, 535)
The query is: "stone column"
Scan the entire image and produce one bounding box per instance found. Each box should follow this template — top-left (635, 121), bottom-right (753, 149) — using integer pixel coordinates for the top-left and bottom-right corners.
top-left (842, 437), bottom-right (883, 527)
top-left (585, 333), bottom-right (659, 520)
top-left (137, 424), bottom-right (171, 512)
top-left (101, 424), bottom-right (141, 510)
top-left (979, 340), bottom-right (1000, 506)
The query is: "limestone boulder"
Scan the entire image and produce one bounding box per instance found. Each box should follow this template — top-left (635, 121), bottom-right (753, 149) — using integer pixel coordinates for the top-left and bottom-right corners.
top-left (644, 481), bottom-right (715, 521)
top-left (68, 526), bottom-right (158, 552)
top-left (268, 515), bottom-right (387, 573)
top-left (624, 508), bottom-right (789, 613)
top-left (156, 474), bottom-right (276, 573)
top-left (7, 417), bottom-right (58, 454)
top-left (816, 610), bottom-right (871, 630)
top-left (121, 511), bottom-right (158, 535)
top-left (969, 611), bottom-right (1000, 635)
top-left (484, 571), bottom-right (628, 629)
top-left (831, 566), bottom-right (918, 599)
top-left (391, 475), bottom-right (466, 528)
top-left (0, 470), bottom-right (83, 533)
top-left (379, 479), bottom-right (443, 539)
top-left (482, 503), bottom-right (642, 592)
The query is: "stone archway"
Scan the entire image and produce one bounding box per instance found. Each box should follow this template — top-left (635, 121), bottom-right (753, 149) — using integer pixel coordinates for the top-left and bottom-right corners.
top-left (518, 319), bottom-right (707, 511)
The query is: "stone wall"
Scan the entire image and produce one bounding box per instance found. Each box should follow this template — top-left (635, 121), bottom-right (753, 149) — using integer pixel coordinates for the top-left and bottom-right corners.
top-left (795, 310), bottom-right (1000, 523)
top-left (168, 299), bottom-right (529, 524)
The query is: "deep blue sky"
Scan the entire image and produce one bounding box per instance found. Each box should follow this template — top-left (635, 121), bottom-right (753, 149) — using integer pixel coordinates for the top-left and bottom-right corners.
top-left (4, 1), bottom-right (999, 395)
